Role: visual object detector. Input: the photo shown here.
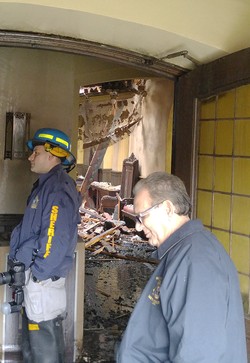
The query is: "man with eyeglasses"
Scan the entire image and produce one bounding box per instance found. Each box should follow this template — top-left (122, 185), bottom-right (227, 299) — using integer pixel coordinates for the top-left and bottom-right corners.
top-left (116, 171), bottom-right (247, 363)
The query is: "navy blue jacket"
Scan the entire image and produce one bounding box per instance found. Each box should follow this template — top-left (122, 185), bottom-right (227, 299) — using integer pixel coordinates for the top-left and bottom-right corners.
top-left (117, 220), bottom-right (247, 363)
top-left (9, 164), bottom-right (81, 280)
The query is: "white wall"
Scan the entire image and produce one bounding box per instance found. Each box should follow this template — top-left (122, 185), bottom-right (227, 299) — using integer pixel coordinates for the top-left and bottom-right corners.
top-left (129, 78), bottom-right (174, 177)
top-left (0, 47), bottom-right (79, 213)
top-left (0, 47), bottom-right (152, 213)
top-left (79, 77), bottom-right (174, 176)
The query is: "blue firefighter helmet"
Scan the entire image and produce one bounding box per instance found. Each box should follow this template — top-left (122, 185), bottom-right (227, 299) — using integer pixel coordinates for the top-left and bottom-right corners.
top-left (27, 128), bottom-right (76, 170)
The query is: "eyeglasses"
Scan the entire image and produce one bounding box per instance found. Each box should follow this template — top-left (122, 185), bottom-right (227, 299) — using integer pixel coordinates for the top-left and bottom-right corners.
top-left (135, 201), bottom-right (165, 224)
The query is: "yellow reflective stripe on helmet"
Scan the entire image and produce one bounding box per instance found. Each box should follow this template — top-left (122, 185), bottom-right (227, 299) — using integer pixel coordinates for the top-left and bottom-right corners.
top-left (55, 137), bottom-right (69, 148)
top-left (29, 323), bottom-right (40, 331)
top-left (38, 133), bottom-right (54, 140)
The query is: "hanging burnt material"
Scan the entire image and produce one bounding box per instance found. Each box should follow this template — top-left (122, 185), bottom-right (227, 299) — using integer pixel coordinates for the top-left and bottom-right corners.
top-left (78, 79), bottom-right (147, 149)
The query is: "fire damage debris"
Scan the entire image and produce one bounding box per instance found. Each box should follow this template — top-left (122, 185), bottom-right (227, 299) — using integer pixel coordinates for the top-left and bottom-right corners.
top-left (76, 206), bottom-right (158, 362)
top-left (78, 206), bottom-right (159, 265)
top-left (79, 254), bottom-right (154, 363)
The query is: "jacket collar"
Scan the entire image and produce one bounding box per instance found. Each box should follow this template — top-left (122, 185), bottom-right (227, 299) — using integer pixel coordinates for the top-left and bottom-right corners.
top-left (157, 219), bottom-right (204, 260)
top-left (38, 164), bottom-right (62, 186)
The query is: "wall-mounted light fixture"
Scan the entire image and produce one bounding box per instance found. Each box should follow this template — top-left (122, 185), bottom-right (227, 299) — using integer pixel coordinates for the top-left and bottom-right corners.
top-left (4, 112), bottom-right (30, 160)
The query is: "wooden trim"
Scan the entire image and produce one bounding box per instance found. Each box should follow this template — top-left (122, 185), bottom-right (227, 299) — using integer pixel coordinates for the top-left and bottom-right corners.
top-left (0, 30), bottom-right (187, 79)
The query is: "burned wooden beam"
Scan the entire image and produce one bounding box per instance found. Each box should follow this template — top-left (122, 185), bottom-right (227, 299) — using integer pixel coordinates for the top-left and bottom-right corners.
top-left (86, 246), bottom-right (159, 265)
top-left (84, 222), bottom-right (125, 248)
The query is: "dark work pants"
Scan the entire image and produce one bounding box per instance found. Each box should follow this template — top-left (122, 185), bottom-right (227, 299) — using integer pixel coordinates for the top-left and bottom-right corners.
top-left (22, 309), bottom-right (65, 363)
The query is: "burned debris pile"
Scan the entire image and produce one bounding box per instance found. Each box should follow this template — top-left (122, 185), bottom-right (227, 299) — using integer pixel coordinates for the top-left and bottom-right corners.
top-left (77, 206), bottom-right (157, 362)
top-left (78, 206), bottom-right (158, 265)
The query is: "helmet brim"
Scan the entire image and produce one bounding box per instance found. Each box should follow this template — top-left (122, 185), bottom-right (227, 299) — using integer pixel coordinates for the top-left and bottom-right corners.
top-left (26, 139), bottom-right (76, 167)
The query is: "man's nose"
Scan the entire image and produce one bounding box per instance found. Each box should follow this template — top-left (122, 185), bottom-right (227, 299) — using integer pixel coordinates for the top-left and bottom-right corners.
top-left (135, 220), bottom-right (143, 232)
top-left (28, 152), bottom-right (35, 161)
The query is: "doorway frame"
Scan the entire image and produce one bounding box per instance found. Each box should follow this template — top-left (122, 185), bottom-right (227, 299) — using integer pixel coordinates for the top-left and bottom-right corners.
top-left (0, 30), bottom-right (186, 80)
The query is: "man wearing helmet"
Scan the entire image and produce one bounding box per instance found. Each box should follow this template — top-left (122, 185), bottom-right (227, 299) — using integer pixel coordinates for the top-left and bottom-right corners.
top-left (8, 128), bottom-right (81, 363)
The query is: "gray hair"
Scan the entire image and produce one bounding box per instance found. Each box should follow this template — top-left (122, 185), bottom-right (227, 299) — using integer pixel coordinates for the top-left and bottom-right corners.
top-left (133, 171), bottom-right (191, 216)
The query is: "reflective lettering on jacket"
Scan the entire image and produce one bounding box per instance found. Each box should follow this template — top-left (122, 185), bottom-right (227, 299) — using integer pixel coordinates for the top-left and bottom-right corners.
top-left (44, 205), bottom-right (59, 258)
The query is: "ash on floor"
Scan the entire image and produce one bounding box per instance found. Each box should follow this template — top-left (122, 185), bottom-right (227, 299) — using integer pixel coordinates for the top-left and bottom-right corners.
top-left (77, 239), bottom-right (156, 363)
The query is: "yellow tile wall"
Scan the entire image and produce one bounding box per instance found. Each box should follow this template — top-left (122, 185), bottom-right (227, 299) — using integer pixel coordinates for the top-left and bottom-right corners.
top-left (196, 84), bottom-right (250, 312)
top-left (199, 121), bottom-right (215, 154)
top-left (234, 120), bottom-right (250, 156)
top-left (217, 90), bottom-right (235, 119)
top-left (213, 193), bottom-right (231, 230)
top-left (196, 190), bottom-right (212, 226)
top-left (212, 229), bottom-right (230, 253)
top-left (236, 84), bottom-right (250, 117)
top-left (231, 234), bottom-right (250, 275)
top-left (233, 158), bottom-right (250, 195)
top-left (214, 157), bottom-right (232, 192)
top-left (239, 274), bottom-right (250, 298)
top-left (215, 120), bottom-right (233, 155)
top-left (232, 196), bottom-right (250, 235)
top-left (200, 97), bottom-right (216, 119)
top-left (197, 156), bottom-right (213, 190)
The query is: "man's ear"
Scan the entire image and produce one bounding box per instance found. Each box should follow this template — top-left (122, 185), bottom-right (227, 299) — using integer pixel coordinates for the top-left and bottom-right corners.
top-left (47, 152), bottom-right (54, 160)
top-left (48, 153), bottom-right (59, 163)
top-left (163, 200), bottom-right (175, 216)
